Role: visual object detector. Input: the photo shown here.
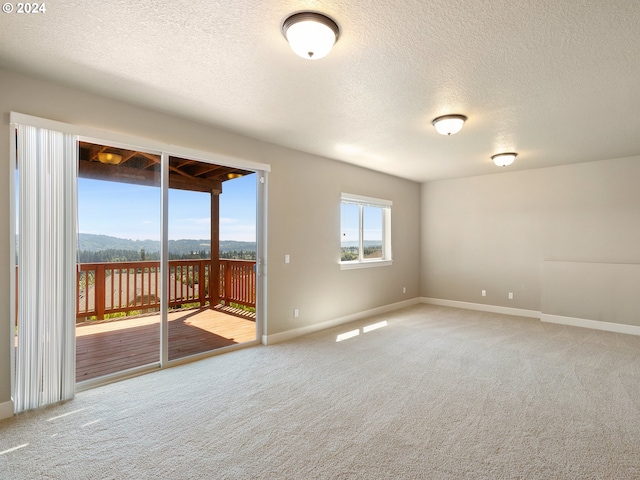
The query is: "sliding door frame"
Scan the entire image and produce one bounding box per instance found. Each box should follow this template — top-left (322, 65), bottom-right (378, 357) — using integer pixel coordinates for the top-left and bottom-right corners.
top-left (10, 112), bottom-right (270, 391)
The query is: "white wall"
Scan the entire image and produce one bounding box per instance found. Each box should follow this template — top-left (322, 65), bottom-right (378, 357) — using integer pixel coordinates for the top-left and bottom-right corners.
top-left (0, 69), bottom-right (421, 411)
top-left (421, 156), bottom-right (640, 321)
top-left (542, 261), bottom-right (640, 326)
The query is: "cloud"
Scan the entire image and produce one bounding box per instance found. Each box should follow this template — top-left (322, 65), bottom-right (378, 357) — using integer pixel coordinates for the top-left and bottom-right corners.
top-left (220, 223), bottom-right (256, 242)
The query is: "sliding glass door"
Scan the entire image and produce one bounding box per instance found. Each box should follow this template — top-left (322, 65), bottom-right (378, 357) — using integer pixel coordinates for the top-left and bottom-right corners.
top-left (74, 144), bottom-right (259, 380)
top-left (12, 113), bottom-right (267, 399)
top-left (76, 143), bottom-right (161, 382)
top-left (167, 157), bottom-right (257, 361)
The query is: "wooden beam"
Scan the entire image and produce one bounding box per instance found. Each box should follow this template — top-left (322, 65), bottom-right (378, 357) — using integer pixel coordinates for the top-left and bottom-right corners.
top-left (169, 164), bottom-right (195, 179)
top-left (79, 159), bottom-right (158, 186)
top-left (78, 160), bottom-right (222, 193)
top-left (170, 174), bottom-right (222, 194)
top-left (187, 164), bottom-right (224, 178)
top-left (137, 151), bottom-right (160, 163)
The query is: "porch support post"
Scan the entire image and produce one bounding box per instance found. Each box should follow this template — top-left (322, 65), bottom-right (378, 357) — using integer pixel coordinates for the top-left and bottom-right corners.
top-left (211, 190), bottom-right (220, 308)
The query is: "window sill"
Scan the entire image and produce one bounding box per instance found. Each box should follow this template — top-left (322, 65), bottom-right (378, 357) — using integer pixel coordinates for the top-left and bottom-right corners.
top-left (340, 260), bottom-right (393, 270)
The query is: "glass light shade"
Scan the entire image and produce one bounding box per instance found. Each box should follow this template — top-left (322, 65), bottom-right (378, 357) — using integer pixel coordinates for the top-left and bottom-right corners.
top-left (432, 115), bottom-right (467, 135)
top-left (492, 152), bottom-right (517, 167)
top-left (97, 152), bottom-right (122, 165)
top-left (283, 12), bottom-right (339, 60)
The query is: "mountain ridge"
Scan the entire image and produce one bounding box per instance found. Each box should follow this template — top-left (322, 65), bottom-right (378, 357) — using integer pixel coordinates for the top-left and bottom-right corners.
top-left (78, 233), bottom-right (255, 255)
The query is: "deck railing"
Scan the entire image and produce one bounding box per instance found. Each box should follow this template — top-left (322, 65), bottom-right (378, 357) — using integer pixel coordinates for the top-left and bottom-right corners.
top-left (75, 259), bottom-right (256, 320)
top-left (218, 259), bottom-right (257, 309)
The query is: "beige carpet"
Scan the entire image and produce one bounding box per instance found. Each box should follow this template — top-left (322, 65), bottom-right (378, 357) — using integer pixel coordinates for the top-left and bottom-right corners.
top-left (1, 304), bottom-right (640, 479)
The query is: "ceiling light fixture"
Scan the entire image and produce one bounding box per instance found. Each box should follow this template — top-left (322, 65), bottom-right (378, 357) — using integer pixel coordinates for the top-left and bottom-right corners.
top-left (492, 152), bottom-right (518, 167)
top-left (282, 11), bottom-right (340, 60)
top-left (97, 152), bottom-right (123, 165)
top-left (431, 115), bottom-right (467, 135)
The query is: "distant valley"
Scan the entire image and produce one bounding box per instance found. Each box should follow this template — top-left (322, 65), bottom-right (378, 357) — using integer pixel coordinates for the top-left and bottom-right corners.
top-left (74, 233), bottom-right (256, 262)
top-left (78, 233), bottom-right (256, 255)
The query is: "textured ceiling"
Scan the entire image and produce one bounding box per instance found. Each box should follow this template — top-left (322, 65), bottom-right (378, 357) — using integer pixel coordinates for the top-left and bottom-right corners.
top-left (1, 0), bottom-right (640, 182)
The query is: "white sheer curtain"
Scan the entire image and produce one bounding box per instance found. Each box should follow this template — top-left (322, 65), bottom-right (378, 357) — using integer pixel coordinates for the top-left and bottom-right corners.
top-left (14, 124), bottom-right (77, 413)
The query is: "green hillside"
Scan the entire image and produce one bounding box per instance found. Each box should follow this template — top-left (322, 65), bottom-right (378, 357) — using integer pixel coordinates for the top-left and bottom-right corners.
top-left (77, 233), bottom-right (256, 257)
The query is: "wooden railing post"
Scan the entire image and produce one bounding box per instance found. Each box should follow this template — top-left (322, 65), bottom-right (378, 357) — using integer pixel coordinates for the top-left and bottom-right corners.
top-left (224, 260), bottom-right (233, 306)
top-left (95, 264), bottom-right (106, 320)
top-left (198, 259), bottom-right (205, 307)
top-left (217, 261), bottom-right (222, 306)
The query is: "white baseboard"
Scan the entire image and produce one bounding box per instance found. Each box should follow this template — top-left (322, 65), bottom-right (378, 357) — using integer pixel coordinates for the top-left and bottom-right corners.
top-left (260, 297), bottom-right (640, 345)
top-left (421, 297), bottom-right (541, 319)
top-left (262, 297), bottom-right (422, 345)
top-left (541, 314), bottom-right (640, 336)
top-left (0, 400), bottom-right (14, 420)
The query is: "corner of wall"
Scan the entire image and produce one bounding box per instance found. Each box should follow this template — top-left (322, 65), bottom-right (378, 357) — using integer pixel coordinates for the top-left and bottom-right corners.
top-left (421, 297), bottom-right (541, 319)
top-left (0, 400), bottom-right (14, 421)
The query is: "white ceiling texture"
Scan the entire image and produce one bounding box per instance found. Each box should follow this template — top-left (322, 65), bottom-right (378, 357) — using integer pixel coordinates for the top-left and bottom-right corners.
top-left (1, 0), bottom-right (640, 182)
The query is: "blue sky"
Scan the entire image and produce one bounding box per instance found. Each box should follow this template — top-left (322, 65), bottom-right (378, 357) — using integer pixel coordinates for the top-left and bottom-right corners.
top-left (341, 204), bottom-right (383, 246)
top-left (78, 173), bottom-right (256, 241)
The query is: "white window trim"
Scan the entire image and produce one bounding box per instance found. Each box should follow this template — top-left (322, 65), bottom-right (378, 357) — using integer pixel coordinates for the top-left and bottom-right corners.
top-left (340, 193), bottom-right (392, 270)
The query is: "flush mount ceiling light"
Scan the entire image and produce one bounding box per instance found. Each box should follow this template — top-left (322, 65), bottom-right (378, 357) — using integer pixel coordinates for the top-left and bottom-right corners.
top-left (492, 152), bottom-right (518, 167)
top-left (282, 11), bottom-right (340, 60)
top-left (431, 115), bottom-right (467, 135)
top-left (97, 152), bottom-right (123, 165)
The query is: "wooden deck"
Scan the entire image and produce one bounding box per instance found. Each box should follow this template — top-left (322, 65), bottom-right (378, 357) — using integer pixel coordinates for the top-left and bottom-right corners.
top-left (75, 306), bottom-right (256, 382)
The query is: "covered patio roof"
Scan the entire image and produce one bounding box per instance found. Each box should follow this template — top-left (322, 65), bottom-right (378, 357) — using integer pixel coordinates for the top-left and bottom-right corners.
top-left (78, 141), bottom-right (253, 193)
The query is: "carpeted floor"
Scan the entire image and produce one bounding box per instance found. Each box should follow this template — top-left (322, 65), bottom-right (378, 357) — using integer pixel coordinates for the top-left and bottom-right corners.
top-left (1, 304), bottom-right (640, 479)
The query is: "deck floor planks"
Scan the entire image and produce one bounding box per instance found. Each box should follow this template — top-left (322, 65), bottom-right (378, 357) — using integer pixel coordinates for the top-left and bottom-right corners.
top-left (75, 307), bottom-right (256, 382)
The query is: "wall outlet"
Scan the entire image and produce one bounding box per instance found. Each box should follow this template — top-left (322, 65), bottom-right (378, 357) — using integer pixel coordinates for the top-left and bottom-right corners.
top-left (285, 254), bottom-right (290, 264)
top-left (294, 308), bottom-right (299, 318)
top-left (402, 287), bottom-right (407, 294)
top-left (481, 290), bottom-right (486, 297)
top-left (508, 292), bottom-right (514, 300)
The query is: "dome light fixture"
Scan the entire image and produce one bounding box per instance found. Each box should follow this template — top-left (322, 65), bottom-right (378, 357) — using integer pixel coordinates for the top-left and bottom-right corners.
top-left (97, 152), bottom-right (123, 165)
top-left (282, 11), bottom-right (340, 60)
top-left (431, 114), bottom-right (467, 135)
top-left (492, 152), bottom-right (518, 167)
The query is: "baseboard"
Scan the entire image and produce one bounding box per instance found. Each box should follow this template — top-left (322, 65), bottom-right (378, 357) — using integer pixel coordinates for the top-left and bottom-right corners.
top-left (421, 297), bottom-right (541, 319)
top-left (262, 297), bottom-right (422, 345)
top-left (420, 298), bottom-right (640, 336)
top-left (261, 297), bottom-right (640, 345)
top-left (0, 400), bottom-right (14, 420)
top-left (541, 314), bottom-right (640, 336)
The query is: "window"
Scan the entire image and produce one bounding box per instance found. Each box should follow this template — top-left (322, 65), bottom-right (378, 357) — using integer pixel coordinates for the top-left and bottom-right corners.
top-left (340, 193), bottom-right (392, 269)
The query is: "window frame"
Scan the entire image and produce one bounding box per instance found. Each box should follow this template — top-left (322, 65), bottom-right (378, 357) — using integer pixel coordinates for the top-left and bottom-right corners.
top-left (340, 193), bottom-right (392, 270)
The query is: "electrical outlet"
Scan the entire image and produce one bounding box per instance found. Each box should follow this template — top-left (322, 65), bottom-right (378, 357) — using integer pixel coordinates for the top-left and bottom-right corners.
top-left (285, 254), bottom-right (290, 264)
top-left (294, 308), bottom-right (299, 318)
top-left (508, 292), bottom-right (513, 300)
top-left (402, 287), bottom-right (407, 294)
top-left (482, 290), bottom-right (486, 297)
